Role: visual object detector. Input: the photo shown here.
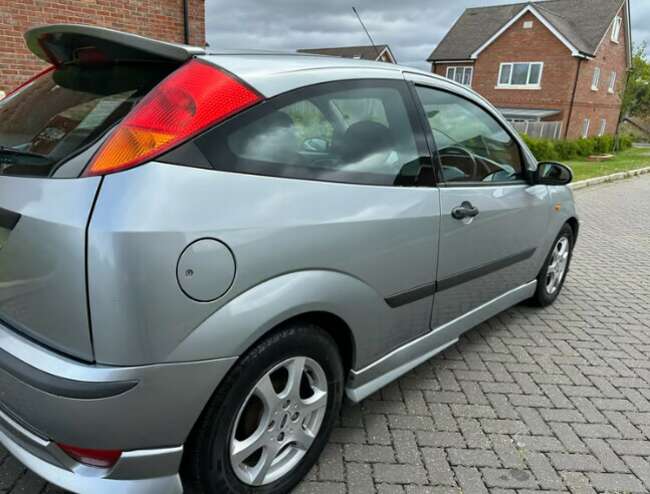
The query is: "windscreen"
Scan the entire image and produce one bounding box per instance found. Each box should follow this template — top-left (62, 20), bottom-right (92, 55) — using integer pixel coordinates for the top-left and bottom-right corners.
top-left (0, 63), bottom-right (175, 177)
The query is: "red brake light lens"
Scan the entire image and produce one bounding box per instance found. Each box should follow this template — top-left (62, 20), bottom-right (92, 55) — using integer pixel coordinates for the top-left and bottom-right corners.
top-left (58, 443), bottom-right (122, 469)
top-left (84, 59), bottom-right (262, 177)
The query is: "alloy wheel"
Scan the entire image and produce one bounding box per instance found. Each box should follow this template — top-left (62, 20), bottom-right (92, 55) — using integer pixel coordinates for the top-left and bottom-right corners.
top-left (230, 356), bottom-right (328, 486)
top-left (545, 236), bottom-right (570, 294)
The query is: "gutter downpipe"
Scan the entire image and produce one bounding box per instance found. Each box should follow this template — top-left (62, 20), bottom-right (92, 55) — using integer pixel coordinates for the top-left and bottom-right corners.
top-left (565, 57), bottom-right (584, 139)
top-left (183, 0), bottom-right (190, 44)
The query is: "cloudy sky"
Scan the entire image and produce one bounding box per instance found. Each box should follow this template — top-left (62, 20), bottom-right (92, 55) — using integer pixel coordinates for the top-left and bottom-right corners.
top-left (206, 0), bottom-right (647, 70)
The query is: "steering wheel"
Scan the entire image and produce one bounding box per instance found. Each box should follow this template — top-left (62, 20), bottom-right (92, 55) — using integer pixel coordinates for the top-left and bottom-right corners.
top-left (439, 146), bottom-right (479, 180)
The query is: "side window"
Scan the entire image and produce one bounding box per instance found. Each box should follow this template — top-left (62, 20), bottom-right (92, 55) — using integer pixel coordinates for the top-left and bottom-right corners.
top-left (415, 86), bottom-right (524, 184)
top-left (197, 81), bottom-right (430, 187)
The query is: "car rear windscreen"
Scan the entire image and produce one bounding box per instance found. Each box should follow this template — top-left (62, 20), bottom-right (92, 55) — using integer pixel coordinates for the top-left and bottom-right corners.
top-left (0, 63), bottom-right (175, 177)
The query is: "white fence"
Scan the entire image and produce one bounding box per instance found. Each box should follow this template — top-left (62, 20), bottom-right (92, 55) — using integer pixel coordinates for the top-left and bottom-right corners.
top-left (511, 121), bottom-right (563, 140)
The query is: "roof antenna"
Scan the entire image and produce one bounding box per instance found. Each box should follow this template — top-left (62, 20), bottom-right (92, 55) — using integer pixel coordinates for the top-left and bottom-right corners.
top-left (352, 7), bottom-right (382, 59)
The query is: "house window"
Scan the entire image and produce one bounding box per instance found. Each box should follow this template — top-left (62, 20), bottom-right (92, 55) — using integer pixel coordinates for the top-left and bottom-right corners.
top-left (608, 71), bottom-right (617, 93)
top-left (611, 16), bottom-right (622, 43)
top-left (598, 119), bottom-right (607, 136)
top-left (523, 21), bottom-right (533, 29)
top-left (591, 67), bottom-right (600, 91)
top-left (582, 118), bottom-right (591, 138)
top-left (446, 66), bottom-right (473, 87)
top-left (497, 62), bottom-right (543, 88)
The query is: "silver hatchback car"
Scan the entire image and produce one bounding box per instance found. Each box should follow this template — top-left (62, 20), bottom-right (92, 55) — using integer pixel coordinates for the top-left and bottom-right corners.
top-left (0, 25), bottom-right (578, 494)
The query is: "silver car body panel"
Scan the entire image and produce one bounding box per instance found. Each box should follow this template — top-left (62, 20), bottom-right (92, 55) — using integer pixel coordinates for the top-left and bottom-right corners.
top-left (346, 280), bottom-right (537, 401)
top-left (0, 176), bottom-right (100, 361)
top-left (88, 163), bottom-right (440, 367)
top-left (0, 320), bottom-right (236, 450)
top-left (0, 29), bottom-right (580, 494)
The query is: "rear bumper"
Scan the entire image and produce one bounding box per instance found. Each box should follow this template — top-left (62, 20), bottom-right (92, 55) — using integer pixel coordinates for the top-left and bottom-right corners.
top-left (0, 407), bottom-right (182, 494)
top-left (0, 321), bottom-right (237, 493)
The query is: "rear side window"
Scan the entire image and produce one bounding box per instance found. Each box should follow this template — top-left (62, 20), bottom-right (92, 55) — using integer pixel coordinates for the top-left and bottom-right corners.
top-left (196, 80), bottom-right (431, 186)
top-left (0, 64), bottom-right (174, 177)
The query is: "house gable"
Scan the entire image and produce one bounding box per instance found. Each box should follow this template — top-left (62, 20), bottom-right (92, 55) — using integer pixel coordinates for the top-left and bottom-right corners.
top-left (471, 5), bottom-right (582, 60)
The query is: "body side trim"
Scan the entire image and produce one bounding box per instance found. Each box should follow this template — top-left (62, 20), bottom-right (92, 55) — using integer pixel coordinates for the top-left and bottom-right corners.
top-left (348, 280), bottom-right (537, 402)
top-left (385, 284), bottom-right (436, 309)
top-left (384, 248), bottom-right (535, 308)
top-left (0, 346), bottom-right (137, 400)
top-left (436, 248), bottom-right (536, 292)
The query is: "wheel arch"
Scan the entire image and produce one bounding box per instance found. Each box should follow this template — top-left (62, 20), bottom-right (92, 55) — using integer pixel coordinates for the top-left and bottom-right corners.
top-left (566, 216), bottom-right (579, 243)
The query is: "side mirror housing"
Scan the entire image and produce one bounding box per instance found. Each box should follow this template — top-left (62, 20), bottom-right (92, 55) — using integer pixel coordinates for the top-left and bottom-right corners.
top-left (535, 162), bottom-right (573, 185)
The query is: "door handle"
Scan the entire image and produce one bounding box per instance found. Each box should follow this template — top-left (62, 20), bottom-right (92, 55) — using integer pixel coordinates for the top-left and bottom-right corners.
top-left (451, 201), bottom-right (480, 220)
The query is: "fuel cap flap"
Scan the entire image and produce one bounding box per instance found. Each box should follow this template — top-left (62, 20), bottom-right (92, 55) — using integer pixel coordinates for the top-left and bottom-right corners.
top-left (177, 239), bottom-right (235, 302)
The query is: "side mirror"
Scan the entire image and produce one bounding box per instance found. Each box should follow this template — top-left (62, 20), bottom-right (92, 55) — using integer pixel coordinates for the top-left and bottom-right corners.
top-left (535, 162), bottom-right (573, 185)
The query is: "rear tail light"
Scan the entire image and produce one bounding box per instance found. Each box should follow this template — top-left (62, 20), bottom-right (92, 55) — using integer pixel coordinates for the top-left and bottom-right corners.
top-left (58, 443), bottom-right (122, 469)
top-left (83, 59), bottom-right (262, 177)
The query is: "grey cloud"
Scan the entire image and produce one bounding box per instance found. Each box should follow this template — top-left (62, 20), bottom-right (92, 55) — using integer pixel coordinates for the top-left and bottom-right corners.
top-left (206, 0), bottom-right (648, 70)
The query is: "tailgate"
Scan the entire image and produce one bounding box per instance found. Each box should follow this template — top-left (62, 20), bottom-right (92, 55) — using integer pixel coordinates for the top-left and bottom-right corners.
top-left (0, 23), bottom-right (204, 361)
top-left (0, 176), bottom-right (100, 361)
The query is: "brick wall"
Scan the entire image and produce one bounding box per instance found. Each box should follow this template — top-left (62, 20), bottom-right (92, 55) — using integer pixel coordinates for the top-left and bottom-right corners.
top-left (565, 4), bottom-right (628, 139)
top-left (431, 6), bottom-right (628, 140)
top-left (0, 0), bottom-right (205, 92)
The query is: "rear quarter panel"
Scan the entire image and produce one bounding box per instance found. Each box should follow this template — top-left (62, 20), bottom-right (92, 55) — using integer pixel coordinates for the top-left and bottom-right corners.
top-left (88, 163), bottom-right (440, 367)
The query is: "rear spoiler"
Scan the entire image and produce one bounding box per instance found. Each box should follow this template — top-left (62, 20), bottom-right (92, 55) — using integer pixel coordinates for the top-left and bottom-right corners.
top-left (25, 24), bottom-right (205, 66)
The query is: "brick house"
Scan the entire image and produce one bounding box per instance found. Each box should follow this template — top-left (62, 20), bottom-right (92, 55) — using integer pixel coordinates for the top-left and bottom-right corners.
top-left (0, 0), bottom-right (205, 93)
top-left (298, 45), bottom-right (397, 63)
top-left (427, 0), bottom-right (631, 140)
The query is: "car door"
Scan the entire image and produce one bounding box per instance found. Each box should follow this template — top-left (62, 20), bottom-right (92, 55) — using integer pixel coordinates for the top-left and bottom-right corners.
top-left (405, 74), bottom-right (549, 328)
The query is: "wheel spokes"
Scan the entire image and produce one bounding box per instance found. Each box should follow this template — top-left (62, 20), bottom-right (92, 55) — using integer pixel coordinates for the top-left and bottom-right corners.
top-left (231, 428), bottom-right (269, 465)
top-left (230, 356), bottom-right (329, 486)
top-left (283, 357), bottom-right (307, 400)
top-left (301, 388), bottom-right (328, 416)
top-left (250, 444), bottom-right (279, 486)
top-left (254, 373), bottom-right (281, 410)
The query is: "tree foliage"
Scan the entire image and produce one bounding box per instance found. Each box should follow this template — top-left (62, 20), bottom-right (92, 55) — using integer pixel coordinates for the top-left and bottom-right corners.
top-left (621, 42), bottom-right (650, 118)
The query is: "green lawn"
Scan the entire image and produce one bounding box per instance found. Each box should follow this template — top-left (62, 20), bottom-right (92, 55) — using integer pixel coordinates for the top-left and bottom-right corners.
top-left (564, 147), bottom-right (650, 182)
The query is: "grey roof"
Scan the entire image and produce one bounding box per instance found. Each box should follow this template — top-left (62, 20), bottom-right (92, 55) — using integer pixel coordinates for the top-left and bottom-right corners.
top-left (428, 0), bottom-right (625, 61)
top-left (298, 44), bottom-right (394, 62)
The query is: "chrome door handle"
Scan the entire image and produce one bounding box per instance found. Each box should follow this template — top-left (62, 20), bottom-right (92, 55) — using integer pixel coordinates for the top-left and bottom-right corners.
top-left (451, 201), bottom-right (479, 220)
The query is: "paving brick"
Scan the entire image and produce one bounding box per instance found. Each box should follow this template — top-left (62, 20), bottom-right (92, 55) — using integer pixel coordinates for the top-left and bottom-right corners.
top-left (548, 453), bottom-right (603, 472)
top-left (422, 448), bottom-right (456, 486)
top-left (447, 448), bottom-right (500, 468)
top-left (587, 472), bottom-right (646, 493)
top-left (373, 463), bottom-right (428, 485)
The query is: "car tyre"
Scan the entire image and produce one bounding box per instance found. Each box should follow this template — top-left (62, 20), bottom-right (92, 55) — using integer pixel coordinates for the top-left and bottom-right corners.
top-left (184, 323), bottom-right (344, 494)
top-left (529, 223), bottom-right (574, 307)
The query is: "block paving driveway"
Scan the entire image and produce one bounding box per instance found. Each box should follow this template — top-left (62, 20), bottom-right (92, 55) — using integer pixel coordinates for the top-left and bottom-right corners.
top-left (3, 175), bottom-right (650, 493)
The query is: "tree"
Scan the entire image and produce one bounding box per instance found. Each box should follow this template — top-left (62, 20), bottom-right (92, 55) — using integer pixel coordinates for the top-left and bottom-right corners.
top-left (621, 42), bottom-right (650, 119)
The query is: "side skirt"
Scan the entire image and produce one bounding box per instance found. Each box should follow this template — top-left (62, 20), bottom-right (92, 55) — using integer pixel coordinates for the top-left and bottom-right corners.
top-left (345, 280), bottom-right (537, 402)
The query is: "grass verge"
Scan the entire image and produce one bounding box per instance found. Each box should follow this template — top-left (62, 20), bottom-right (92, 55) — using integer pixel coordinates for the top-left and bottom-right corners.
top-left (565, 147), bottom-right (650, 182)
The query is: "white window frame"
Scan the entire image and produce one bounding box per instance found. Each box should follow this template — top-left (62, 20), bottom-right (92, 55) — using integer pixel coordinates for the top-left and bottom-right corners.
top-left (591, 67), bottom-right (601, 91)
top-left (582, 118), bottom-right (591, 138)
top-left (523, 21), bottom-right (533, 29)
top-left (496, 62), bottom-right (543, 89)
top-left (598, 119), bottom-right (607, 137)
top-left (611, 16), bottom-right (622, 43)
top-left (608, 71), bottom-right (617, 93)
top-left (445, 66), bottom-right (473, 87)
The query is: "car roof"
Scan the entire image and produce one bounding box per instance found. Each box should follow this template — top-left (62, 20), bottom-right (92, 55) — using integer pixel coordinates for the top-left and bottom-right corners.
top-left (199, 52), bottom-right (439, 98)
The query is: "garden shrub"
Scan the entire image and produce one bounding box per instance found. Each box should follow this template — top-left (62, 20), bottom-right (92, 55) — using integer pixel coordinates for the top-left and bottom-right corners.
top-left (521, 133), bottom-right (631, 161)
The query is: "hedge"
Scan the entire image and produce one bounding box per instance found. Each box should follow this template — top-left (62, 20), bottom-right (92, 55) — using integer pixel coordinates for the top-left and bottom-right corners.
top-left (521, 134), bottom-right (633, 162)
